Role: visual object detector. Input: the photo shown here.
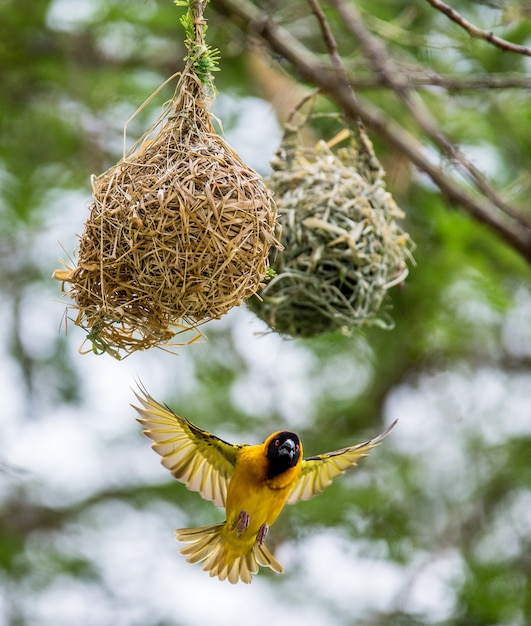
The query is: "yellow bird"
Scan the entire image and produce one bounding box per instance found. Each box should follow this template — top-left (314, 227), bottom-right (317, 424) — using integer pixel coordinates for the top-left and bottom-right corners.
top-left (133, 387), bottom-right (396, 584)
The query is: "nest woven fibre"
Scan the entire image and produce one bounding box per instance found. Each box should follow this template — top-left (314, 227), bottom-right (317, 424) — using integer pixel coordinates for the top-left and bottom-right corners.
top-left (250, 102), bottom-right (413, 338)
top-left (54, 60), bottom-right (279, 358)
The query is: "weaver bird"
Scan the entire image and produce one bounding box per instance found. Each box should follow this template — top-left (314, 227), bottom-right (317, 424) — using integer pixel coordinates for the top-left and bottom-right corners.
top-left (133, 387), bottom-right (396, 584)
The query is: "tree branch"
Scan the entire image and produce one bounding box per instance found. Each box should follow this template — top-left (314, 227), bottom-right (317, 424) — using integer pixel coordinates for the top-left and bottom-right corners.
top-left (214, 0), bottom-right (531, 264)
top-left (273, 70), bottom-right (531, 91)
top-left (399, 72), bottom-right (531, 91)
top-left (307, 0), bottom-right (344, 74)
top-left (425, 0), bottom-right (531, 57)
top-left (327, 0), bottom-right (530, 228)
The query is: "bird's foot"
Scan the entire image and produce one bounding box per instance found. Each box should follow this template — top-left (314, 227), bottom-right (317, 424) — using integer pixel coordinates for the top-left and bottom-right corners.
top-left (257, 523), bottom-right (269, 546)
top-left (232, 510), bottom-right (250, 537)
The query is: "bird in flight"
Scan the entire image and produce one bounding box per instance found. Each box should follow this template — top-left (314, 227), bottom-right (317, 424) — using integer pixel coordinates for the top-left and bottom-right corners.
top-left (133, 386), bottom-right (396, 584)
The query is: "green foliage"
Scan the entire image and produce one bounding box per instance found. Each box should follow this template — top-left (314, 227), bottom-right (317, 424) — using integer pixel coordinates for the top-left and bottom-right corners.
top-left (1, 0), bottom-right (531, 624)
top-left (174, 0), bottom-right (220, 94)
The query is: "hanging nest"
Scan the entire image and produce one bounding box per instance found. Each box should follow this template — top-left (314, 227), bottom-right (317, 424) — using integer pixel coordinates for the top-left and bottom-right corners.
top-left (53, 8), bottom-right (279, 358)
top-left (250, 100), bottom-right (414, 338)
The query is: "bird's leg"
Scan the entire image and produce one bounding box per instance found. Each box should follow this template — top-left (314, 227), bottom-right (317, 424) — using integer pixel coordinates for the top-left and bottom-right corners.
top-left (232, 510), bottom-right (250, 537)
top-left (257, 523), bottom-right (269, 546)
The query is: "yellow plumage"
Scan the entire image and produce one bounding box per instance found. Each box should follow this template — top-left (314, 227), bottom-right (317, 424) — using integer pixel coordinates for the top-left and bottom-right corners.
top-left (133, 386), bottom-right (396, 584)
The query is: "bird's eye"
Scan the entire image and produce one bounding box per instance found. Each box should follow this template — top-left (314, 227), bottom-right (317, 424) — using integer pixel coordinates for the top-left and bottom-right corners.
top-left (275, 439), bottom-right (280, 446)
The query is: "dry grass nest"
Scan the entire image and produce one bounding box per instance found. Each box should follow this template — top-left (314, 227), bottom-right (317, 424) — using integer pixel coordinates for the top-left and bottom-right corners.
top-left (54, 67), bottom-right (280, 358)
top-left (250, 112), bottom-right (414, 338)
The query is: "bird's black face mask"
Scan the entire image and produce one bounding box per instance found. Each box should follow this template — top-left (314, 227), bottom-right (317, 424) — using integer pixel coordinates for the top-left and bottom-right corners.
top-left (266, 431), bottom-right (301, 479)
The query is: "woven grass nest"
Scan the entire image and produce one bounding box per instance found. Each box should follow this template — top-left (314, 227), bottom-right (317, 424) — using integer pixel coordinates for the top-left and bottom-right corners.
top-left (250, 105), bottom-right (413, 338)
top-left (54, 63), bottom-right (279, 358)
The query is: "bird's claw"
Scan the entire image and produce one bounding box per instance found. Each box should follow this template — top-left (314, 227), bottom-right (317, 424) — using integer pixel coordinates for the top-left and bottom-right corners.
top-left (257, 523), bottom-right (269, 545)
top-left (232, 510), bottom-right (250, 537)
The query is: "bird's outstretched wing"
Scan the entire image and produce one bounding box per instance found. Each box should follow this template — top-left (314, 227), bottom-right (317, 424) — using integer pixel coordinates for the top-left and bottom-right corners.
top-left (286, 420), bottom-right (397, 504)
top-left (132, 386), bottom-right (244, 508)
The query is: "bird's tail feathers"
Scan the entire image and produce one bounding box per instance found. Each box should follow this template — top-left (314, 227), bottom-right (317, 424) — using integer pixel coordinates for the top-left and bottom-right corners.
top-left (254, 541), bottom-right (284, 574)
top-left (176, 523), bottom-right (284, 584)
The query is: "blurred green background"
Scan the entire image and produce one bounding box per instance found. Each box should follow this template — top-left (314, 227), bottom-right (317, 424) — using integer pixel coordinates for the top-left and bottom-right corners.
top-left (1, 1), bottom-right (531, 625)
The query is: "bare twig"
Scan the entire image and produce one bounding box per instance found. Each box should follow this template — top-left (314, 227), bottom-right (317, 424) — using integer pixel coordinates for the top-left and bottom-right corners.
top-left (426, 0), bottom-right (531, 57)
top-left (321, 72), bottom-right (531, 91)
top-left (400, 72), bottom-right (531, 91)
top-left (307, 0), bottom-right (344, 74)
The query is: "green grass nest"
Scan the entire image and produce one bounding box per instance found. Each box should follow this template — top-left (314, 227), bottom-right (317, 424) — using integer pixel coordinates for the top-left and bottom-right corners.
top-left (250, 115), bottom-right (414, 338)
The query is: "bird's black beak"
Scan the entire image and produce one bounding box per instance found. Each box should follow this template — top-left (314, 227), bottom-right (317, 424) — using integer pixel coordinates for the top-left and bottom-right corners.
top-left (278, 438), bottom-right (296, 460)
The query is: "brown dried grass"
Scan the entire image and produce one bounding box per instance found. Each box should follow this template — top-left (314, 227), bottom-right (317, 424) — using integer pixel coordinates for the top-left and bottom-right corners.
top-left (54, 67), bottom-right (280, 358)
